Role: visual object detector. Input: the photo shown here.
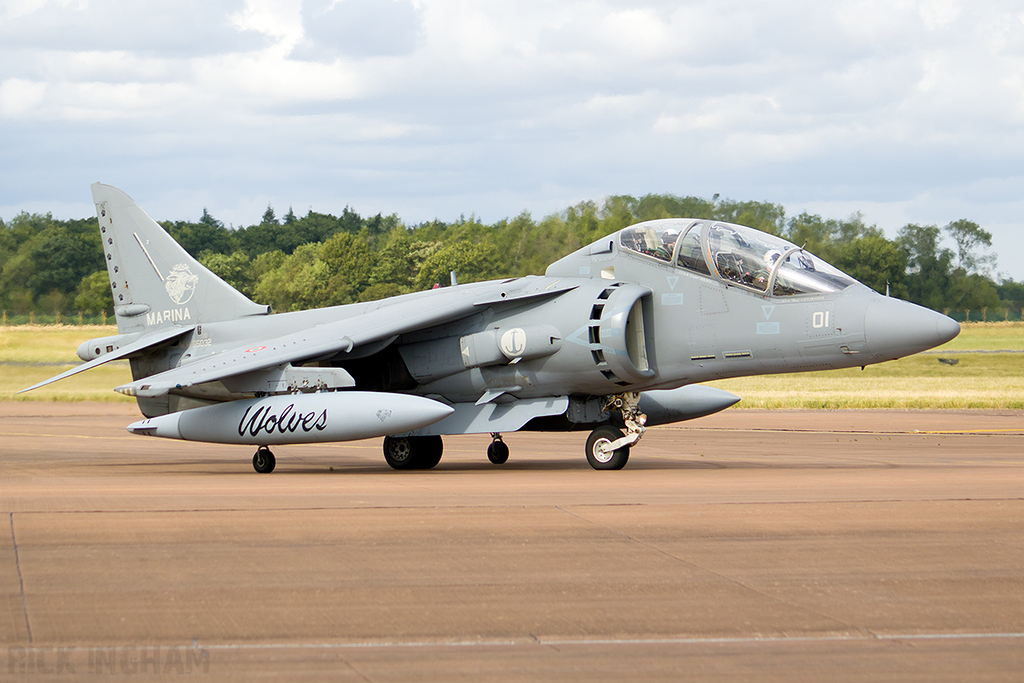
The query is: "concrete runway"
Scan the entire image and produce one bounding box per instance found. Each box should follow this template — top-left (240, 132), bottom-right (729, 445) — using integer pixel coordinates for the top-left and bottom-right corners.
top-left (2, 402), bottom-right (1022, 681)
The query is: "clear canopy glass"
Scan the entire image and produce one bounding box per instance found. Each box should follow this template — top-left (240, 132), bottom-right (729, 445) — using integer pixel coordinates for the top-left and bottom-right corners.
top-left (618, 220), bottom-right (856, 297)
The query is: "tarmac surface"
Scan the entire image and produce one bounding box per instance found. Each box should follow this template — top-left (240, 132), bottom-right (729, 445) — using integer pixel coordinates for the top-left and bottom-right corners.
top-left (1, 402), bottom-right (1022, 681)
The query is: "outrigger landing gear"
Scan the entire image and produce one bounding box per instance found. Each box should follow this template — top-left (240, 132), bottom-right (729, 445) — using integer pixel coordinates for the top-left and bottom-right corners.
top-left (252, 446), bottom-right (276, 473)
top-left (585, 392), bottom-right (647, 470)
top-left (382, 435), bottom-right (444, 470)
top-left (487, 433), bottom-right (509, 465)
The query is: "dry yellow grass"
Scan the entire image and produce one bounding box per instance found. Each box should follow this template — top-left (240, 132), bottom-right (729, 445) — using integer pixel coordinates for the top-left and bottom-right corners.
top-left (936, 321), bottom-right (1024, 351)
top-left (708, 373), bottom-right (1024, 409)
top-left (1, 325), bottom-right (132, 402)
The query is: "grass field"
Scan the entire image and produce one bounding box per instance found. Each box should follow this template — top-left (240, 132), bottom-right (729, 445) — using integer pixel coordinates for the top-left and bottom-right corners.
top-left (1, 325), bottom-right (133, 403)
top-left (2, 323), bottom-right (1022, 408)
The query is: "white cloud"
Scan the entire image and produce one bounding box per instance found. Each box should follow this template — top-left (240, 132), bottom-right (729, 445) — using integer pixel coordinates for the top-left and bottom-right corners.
top-left (296, 0), bottom-right (423, 60)
top-left (0, 78), bottom-right (47, 118)
top-left (919, 0), bottom-right (960, 30)
top-left (0, 0), bottom-right (264, 54)
top-left (1, 0), bottom-right (82, 22)
top-left (229, 0), bottom-right (303, 45)
top-left (2, 0), bottom-right (1024, 279)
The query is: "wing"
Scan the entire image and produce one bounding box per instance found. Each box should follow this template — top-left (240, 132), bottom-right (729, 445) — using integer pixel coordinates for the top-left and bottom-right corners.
top-left (116, 278), bottom-right (580, 398)
top-left (20, 325), bottom-right (194, 393)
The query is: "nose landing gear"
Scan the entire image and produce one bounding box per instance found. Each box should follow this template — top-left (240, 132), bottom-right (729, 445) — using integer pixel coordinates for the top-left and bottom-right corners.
top-left (585, 392), bottom-right (647, 470)
top-left (586, 425), bottom-right (629, 470)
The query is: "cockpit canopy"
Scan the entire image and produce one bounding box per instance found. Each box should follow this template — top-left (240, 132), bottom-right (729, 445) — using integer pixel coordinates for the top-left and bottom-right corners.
top-left (618, 219), bottom-right (857, 297)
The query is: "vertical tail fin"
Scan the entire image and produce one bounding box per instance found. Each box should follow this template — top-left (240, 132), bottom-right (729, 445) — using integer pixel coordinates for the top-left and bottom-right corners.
top-left (93, 183), bottom-right (269, 334)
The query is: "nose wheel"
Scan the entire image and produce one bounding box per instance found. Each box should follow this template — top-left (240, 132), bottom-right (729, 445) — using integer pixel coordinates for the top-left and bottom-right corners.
top-left (585, 426), bottom-right (630, 470)
top-left (584, 392), bottom-right (647, 470)
top-left (252, 446), bottom-right (276, 473)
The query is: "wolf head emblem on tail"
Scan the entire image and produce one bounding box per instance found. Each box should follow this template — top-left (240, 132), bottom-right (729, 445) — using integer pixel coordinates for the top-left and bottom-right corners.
top-left (165, 264), bottom-right (199, 305)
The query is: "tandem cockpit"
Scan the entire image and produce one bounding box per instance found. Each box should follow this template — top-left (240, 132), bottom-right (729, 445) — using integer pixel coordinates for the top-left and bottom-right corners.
top-left (618, 219), bottom-right (857, 297)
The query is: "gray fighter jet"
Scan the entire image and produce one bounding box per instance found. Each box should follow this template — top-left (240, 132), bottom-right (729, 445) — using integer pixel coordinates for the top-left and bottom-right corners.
top-left (23, 184), bottom-right (960, 472)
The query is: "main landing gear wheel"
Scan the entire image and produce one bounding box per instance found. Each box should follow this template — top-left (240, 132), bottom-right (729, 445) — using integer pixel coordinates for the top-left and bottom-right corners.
top-left (383, 435), bottom-right (444, 470)
top-left (252, 446), bottom-right (276, 473)
top-left (417, 436), bottom-right (443, 469)
top-left (585, 426), bottom-right (630, 470)
top-left (487, 434), bottom-right (509, 465)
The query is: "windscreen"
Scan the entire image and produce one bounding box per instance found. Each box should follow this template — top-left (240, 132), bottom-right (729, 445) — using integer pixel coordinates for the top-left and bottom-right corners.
top-left (619, 220), bottom-right (856, 296)
top-left (706, 223), bottom-right (855, 296)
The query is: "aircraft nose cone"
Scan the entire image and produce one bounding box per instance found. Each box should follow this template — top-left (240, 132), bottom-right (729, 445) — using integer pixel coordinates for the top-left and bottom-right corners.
top-left (864, 297), bottom-right (960, 361)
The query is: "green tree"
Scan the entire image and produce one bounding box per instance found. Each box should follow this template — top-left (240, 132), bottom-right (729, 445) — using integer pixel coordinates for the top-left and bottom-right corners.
top-left (945, 219), bottom-right (993, 274)
top-left (321, 232), bottom-right (374, 304)
top-left (236, 222), bottom-right (286, 257)
top-left (414, 241), bottom-right (499, 290)
top-left (949, 273), bottom-right (999, 312)
top-left (359, 282), bottom-right (407, 302)
top-left (369, 228), bottom-right (415, 290)
top-left (200, 251), bottom-right (255, 298)
top-left (74, 270), bottom-right (113, 313)
top-left (26, 224), bottom-right (103, 297)
top-left (491, 211), bottom-right (538, 277)
top-left (998, 279), bottom-right (1024, 311)
top-left (295, 211), bottom-right (345, 245)
top-left (600, 196), bottom-right (639, 232)
top-left (716, 199), bottom-right (786, 236)
top-left (564, 200), bottom-right (602, 247)
top-left (164, 216), bottom-right (238, 257)
top-left (253, 243), bottom-right (331, 311)
top-left (785, 212), bottom-right (835, 257)
top-left (249, 250), bottom-right (286, 305)
top-left (898, 224), bottom-right (955, 310)
top-left (831, 234), bottom-right (907, 296)
top-left (37, 289), bottom-right (67, 316)
top-left (0, 253), bottom-right (35, 310)
top-left (0, 214), bottom-right (102, 308)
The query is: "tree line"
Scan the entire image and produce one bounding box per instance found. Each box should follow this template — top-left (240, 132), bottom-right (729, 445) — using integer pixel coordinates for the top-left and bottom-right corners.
top-left (1, 193), bottom-right (1020, 319)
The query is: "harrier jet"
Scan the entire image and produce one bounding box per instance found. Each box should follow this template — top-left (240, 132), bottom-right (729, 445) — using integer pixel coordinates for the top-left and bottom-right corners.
top-left (23, 184), bottom-right (960, 472)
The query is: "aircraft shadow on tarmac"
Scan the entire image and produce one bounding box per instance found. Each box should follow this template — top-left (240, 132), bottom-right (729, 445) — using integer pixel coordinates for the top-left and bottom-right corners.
top-left (91, 455), bottom-right (909, 475)
top-left (89, 456), bottom-right (728, 474)
top-left (258, 459), bottom-right (903, 474)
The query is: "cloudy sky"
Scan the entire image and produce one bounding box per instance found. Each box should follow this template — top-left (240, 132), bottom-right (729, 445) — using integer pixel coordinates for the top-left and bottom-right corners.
top-left (2, 0), bottom-right (1023, 279)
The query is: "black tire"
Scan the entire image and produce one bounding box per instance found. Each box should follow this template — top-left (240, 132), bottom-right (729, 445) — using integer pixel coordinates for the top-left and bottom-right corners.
top-left (253, 447), bottom-right (276, 474)
top-left (383, 436), bottom-right (416, 470)
top-left (487, 440), bottom-right (509, 465)
top-left (585, 426), bottom-right (630, 470)
top-left (415, 435), bottom-right (444, 470)
top-left (384, 435), bottom-right (443, 470)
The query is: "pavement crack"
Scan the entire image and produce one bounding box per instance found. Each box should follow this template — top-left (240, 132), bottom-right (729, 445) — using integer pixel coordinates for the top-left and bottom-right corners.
top-left (9, 512), bottom-right (33, 643)
top-left (341, 659), bottom-right (374, 683)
